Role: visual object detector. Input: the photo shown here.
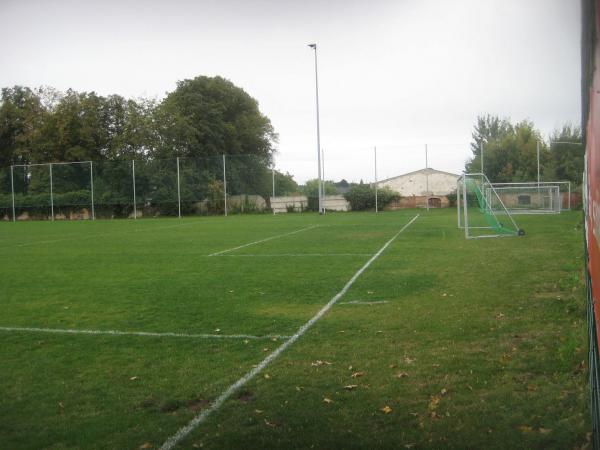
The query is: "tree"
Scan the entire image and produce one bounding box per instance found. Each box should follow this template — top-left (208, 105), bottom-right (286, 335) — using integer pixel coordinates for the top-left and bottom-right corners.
top-left (343, 184), bottom-right (399, 211)
top-left (547, 124), bottom-right (583, 184)
top-left (466, 115), bottom-right (550, 183)
top-left (273, 171), bottom-right (299, 196)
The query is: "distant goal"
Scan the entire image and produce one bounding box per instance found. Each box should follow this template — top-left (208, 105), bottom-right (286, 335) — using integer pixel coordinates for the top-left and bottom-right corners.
top-left (485, 181), bottom-right (571, 215)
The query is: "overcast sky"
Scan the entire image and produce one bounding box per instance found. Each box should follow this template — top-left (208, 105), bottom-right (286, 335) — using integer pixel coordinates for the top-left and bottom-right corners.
top-left (0, 0), bottom-right (581, 183)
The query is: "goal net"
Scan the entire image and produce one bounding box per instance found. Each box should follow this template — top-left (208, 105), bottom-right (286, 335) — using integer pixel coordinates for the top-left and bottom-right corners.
top-left (485, 183), bottom-right (562, 214)
top-left (457, 173), bottom-right (524, 239)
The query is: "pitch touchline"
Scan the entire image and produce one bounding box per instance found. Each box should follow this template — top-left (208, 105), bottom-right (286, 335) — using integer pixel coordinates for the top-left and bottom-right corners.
top-left (159, 213), bottom-right (420, 450)
top-left (3, 220), bottom-right (204, 249)
top-left (0, 326), bottom-right (290, 340)
top-left (338, 300), bottom-right (390, 305)
top-left (208, 225), bottom-right (319, 256)
top-left (211, 253), bottom-right (371, 257)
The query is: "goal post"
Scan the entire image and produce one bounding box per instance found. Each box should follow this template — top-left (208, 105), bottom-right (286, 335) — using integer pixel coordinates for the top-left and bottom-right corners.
top-left (485, 185), bottom-right (561, 215)
top-left (488, 181), bottom-right (571, 212)
top-left (457, 173), bottom-right (524, 239)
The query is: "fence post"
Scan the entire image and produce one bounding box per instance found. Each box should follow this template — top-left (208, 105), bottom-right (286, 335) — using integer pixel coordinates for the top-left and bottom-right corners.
top-left (90, 161), bottom-right (95, 220)
top-left (132, 160), bottom-right (137, 220)
top-left (10, 165), bottom-right (15, 222)
top-left (176, 157), bottom-right (181, 218)
top-left (49, 163), bottom-right (55, 221)
top-left (374, 146), bottom-right (378, 213)
top-left (223, 154), bottom-right (227, 217)
top-left (272, 165), bottom-right (275, 215)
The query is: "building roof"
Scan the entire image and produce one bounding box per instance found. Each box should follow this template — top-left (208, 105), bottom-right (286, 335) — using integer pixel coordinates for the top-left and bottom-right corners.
top-left (376, 167), bottom-right (460, 185)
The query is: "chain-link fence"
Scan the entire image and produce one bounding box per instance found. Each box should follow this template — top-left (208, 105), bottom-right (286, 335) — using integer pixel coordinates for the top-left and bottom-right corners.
top-left (0, 155), bottom-right (292, 220)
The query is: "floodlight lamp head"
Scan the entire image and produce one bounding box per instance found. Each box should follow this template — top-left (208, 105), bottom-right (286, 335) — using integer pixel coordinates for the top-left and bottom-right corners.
top-left (308, 43), bottom-right (316, 49)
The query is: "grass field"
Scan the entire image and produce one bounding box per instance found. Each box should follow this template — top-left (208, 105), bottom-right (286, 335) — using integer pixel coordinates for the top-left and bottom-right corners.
top-left (0, 209), bottom-right (590, 449)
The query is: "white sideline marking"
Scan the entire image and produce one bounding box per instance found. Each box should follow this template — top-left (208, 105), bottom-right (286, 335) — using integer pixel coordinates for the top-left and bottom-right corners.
top-left (159, 213), bottom-right (420, 450)
top-left (338, 300), bottom-right (390, 305)
top-left (212, 253), bottom-right (370, 257)
top-left (208, 225), bottom-right (319, 256)
top-left (0, 326), bottom-right (289, 341)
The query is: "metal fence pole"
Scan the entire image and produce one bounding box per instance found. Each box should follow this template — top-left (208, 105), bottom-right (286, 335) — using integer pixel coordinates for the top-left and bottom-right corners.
top-left (462, 176), bottom-right (469, 239)
top-left (132, 160), bottom-right (137, 220)
top-left (374, 146), bottom-right (378, 213)
top-left (176, 156), bottom-right (181, 218)
top-left (10, 165), bottom-right (15, 222)
top-left (223, 154), bottom-right (227, 217)
top-left (49, 163), bottom-right (54, 221)
top-left (272, 165), bottom-right (275, 216)
top-left (90, 161), bottom-right (95, 220)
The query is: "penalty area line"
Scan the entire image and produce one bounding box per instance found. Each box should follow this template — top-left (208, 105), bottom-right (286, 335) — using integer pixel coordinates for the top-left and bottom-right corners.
top-left (208, 225), bottom-right (319, 256)
top-left (159, 213), bottom-right (420, 450)
top-left (0, 326), bottom-right (290, 341)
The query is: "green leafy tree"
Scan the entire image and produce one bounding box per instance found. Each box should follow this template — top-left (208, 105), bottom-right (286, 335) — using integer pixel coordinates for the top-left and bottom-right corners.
top-left (273, 171), bottom-right (299, 196)
top-left (343, 184), bottom-right (399, 211)
top-left (546, 124), bottom-right (583, 184)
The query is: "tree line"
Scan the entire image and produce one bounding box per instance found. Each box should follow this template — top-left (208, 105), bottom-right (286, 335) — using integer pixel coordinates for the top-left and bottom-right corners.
top-left (466, 115), bottom-right (583, 186)
top-left (0, 76), bottom-right (284, 215)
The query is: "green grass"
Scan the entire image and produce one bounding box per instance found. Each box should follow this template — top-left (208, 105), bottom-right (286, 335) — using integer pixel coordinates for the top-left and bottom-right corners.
top-left (0, 209), bottom-right (590, 449)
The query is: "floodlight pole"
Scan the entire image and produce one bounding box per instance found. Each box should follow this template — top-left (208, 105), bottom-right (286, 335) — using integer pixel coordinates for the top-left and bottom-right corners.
top-left (132, 160), bottom-right (137, 220)
top-left (223, 154), bottom-right (227, 217)
top-left (10, 165), bottom-right (15, 222)
top-left (90, 161), bottom-right (95, 220)
top-left (374, 146), bottom-right (378, 213)
top-left (480, 141), bottom-right (484, 174)
top-left (272, 164), bottom-right (275, 215)
top-left (176, 156), bottom-right (181, 219)
top-left (49, 163), bottom-right (54, 221)
top-left (308, 43), bottom-right (324, 215)
top-left (537, 140), bottom-right (540, 187)
top-left (425, 144), bottom-right (429, 212)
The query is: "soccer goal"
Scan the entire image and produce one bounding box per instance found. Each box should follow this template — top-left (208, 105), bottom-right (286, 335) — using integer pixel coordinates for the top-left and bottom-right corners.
top-left (484, 181), bottom-right (570, 214)
top-left (457, 173), bottom-right (524, 239)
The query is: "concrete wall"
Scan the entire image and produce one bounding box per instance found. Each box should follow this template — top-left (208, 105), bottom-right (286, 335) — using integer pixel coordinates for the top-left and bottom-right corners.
top-left (323, 195), bottom-right (350, 211)
top-left (271, 195), bottom-right (350, 213)
top-left (271, 196), bottom-right (308, 213)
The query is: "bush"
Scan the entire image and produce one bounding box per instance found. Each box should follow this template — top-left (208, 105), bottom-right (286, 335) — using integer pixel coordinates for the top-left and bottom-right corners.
top-left (343, 185), bottom-right (399, 211)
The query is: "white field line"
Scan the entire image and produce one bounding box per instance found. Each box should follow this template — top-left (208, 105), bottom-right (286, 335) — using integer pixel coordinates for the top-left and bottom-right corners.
top-left (2, 220), bottom-right (204, 249)
top-left (208, 225), bottom-right (319, 256)
top-left (338, 300), bottom-right (390, 305)
top-left (211, 253), bottom-right (370, 257)
top-left (159, 213), bottom-right (420, 450)
top-left (0, 326), bottom-right (290, 341)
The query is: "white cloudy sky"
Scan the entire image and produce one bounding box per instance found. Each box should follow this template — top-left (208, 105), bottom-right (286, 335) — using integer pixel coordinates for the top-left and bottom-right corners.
top-left (0, 0), bottom-right (581, 183)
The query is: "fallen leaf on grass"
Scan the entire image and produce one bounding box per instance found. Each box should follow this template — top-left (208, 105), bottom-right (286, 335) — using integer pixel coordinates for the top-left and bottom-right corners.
top-left (395, 372), bottom-right (409, 378)
top-left (344, 385), bottom-right (358, 390)
top-left (264, 419), bottom-right (278, 428)
top-left (440, 388), bottom-right (448, 396)
top-left (129, 376), bottom-right (139, 381)
top-left (311, 360), bottom-right (333, 367)
top-left (404, 444), bottom-right (416, 449)
top-left (388, 364), bottom-right (397, 369)
top-left (518, 425), bottom-right (534, 433)
top-left (254, 409), bottom-right (264, 414)
top-left (323, 397), bottom-right (333, 403)
top-left (351, 371), bottom-right (364, 378)
top-left (264, 374), bottom-right (271, 379)
top-left (58, 402), bottom-right (64, 409)
top-left (495, 313), bottom-right (505, 320)
top-left (404, 356), bottom-right (415, 364)
top-left (243, 339), bottom-right (249, 344)
top-left (262, 348), bottom-right (270, 352)
top-left (214, 328), bottom-right (221, 332)
top-left (381, 405), bottom-right (392, 414)
top-left (139, 443), bottom-right (153, 449)
top-left (295, 386), bottom-right (303, 391)
top-left (539, 427), bottom-right (552, 434)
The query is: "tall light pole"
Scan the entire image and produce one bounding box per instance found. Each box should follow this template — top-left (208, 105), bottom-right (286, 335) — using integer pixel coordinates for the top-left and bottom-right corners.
top-left (308, 43), bottom-right (323, 214)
